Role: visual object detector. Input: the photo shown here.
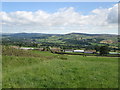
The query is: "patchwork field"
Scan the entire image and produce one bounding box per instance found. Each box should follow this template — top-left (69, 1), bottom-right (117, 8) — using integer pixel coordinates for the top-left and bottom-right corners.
top-left (2, 47), bottom-right (118, 88)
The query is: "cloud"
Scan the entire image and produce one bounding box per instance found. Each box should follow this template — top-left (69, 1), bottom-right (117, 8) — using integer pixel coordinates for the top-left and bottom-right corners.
top-left (1, 4), bottom-right (118, 34)
top-left (107, 4), bottom-right (118, 24)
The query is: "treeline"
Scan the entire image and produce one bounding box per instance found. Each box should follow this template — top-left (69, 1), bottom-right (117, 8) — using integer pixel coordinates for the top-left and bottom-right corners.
top-left (2, 37), bottom-right (119, 52)
top-left (2, 33), bottom-right (119, 53)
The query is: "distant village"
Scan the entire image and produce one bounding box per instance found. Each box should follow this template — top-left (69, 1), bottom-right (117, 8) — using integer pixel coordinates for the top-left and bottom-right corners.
top-left (11, 46), bottom-right (119, 55)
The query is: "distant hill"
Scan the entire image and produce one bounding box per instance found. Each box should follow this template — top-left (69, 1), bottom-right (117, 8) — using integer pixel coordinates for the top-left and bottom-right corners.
top-left (67, 33), bottom-right (117, 36)
top-left (2, 32), bottom-right (117, 37)
top-left (2, 32), bottom-right (118, 49)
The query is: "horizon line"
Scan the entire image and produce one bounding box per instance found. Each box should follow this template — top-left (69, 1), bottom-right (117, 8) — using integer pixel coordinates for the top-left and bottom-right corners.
top-left (1, 32), bottom-right (118, 35)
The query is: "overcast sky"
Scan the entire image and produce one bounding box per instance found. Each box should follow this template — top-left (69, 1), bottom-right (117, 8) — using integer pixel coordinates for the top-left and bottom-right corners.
top-left (1, 2), bottom-right (119, 34)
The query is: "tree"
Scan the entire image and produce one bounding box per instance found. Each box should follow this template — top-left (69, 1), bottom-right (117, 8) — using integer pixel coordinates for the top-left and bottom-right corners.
top-left (99, 46), bottom-right (109, 55)
top-left (46, 46), bottom-right (50, 51)
top-left (85, 45), bottom-right (94, 50)
top-left (94, 45), bottom-right (100, 53)
top-left (32, 43), bottom-right (38, 47)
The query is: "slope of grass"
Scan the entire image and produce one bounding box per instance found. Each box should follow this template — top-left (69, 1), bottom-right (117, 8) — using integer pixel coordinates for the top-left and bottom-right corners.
top-left (0, 55), bottom-right (2, 89)
top-left (2, 46), bottom-right (118, 88)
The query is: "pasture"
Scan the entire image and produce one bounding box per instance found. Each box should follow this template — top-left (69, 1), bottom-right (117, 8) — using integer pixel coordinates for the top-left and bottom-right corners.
top-left (2, 46), bottom-right (118, 88)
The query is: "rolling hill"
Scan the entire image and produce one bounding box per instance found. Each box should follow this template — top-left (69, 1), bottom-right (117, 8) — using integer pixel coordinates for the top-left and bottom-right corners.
top-left (1, 32), bottom-right (118, 50)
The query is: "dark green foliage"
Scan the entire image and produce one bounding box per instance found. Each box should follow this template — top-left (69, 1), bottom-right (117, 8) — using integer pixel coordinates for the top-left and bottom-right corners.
top-left (63, 39), bottom-right (90, 45)
top-left (85, 45), bottom-right (95, 50)
top-left (2, 33), bottom-right (118, 50)
top-left (94, 45), bottom-right (100, 52)
top-left (99, 46), bottom-right (109, 55)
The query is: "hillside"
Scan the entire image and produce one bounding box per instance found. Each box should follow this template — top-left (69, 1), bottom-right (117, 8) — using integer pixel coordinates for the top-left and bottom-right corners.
top-left (2, 46), bottom-right (118, 88)
top-left (2, 33), bottom-right (118, 50)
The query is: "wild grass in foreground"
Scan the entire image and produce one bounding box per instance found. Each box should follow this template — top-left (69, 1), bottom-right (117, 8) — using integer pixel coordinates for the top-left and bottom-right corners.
top-left (2, 46), bottom-right (118, 88)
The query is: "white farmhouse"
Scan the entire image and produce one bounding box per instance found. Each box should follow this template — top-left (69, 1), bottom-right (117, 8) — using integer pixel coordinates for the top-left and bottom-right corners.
top-left (73, 50), bottom-right (84, 53)
top-left (20, 47), bottom-right (34, 50)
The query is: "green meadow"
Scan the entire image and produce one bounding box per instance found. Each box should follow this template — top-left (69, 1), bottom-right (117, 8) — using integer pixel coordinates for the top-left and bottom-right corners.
top-left (2, 46), bottom-right (118, 88)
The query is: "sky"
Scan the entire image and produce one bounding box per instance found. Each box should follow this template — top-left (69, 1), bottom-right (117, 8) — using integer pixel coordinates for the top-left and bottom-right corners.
top-left (1, 2), bottom-right (119, 34)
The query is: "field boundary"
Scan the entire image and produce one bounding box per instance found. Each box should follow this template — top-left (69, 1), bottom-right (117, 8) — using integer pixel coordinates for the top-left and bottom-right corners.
top-left (52, 51), bottom-right (120, 57)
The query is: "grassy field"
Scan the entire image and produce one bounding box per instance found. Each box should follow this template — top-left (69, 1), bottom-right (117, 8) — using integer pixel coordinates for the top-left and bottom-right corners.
top-left (0, 55), bottom-right (2, 89)
top-left (2, 46), bottom-right (118, 88)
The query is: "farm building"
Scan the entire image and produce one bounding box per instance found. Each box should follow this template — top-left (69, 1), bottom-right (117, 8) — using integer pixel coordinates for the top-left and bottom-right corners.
top-left (50, 48), bottom-right (61, 52)
top-left (73, 50), bottom-right (84, 53)
top-left (19, 47), bottom-right (45, 51)
top-left (64, 49), bottom-right (74, 52)
top-left (20, 47), bottom-right (34, 50)
top-left (84, 50), bottom-right (96, 54)
top-left (10, 46), bottom-right (20, 49)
